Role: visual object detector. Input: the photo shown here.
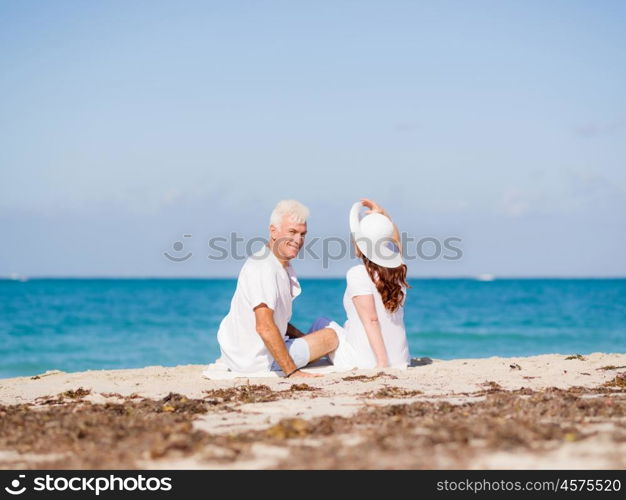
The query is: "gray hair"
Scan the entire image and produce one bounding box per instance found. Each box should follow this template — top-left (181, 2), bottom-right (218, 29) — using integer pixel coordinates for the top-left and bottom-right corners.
top-left (269, 199), bottom-right (310, 227)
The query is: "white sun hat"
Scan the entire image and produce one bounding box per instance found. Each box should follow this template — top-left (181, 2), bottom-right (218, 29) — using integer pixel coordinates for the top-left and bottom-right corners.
top-left (349, 201), bottom-right (404, 269)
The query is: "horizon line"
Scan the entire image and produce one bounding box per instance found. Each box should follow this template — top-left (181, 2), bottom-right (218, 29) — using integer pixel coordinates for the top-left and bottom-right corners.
top-left (2, 275), bottom-right (626, 280)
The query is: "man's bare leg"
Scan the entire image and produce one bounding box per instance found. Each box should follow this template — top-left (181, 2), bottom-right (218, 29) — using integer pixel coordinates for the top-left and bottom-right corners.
top-left (302, 327), bottom-right (338, 363)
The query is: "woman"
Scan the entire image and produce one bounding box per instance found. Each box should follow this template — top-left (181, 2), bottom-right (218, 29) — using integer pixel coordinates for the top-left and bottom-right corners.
top-left (328, 199), bottom-right (411, 369)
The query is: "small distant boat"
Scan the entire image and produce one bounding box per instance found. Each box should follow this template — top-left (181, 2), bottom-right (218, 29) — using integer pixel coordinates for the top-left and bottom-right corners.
top-left (475, 274), bottom-right (495, 282)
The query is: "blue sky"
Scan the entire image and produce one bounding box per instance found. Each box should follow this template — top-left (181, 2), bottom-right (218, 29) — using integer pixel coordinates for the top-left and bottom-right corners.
top-left (1, 0), bottom-right (625, 277)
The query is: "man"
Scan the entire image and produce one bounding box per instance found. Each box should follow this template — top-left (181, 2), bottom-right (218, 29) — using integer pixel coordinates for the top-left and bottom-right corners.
top-left (217, 200), bottom-right (339, 378)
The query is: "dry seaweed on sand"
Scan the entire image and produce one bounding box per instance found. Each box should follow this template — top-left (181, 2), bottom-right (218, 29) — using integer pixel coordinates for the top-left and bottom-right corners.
top-left (477, 381), bottom-right (503, 393)
top-left (202, 384), bottom-right (279, 404)
top-left (271, 389), bottom-right (626, 469)
top-left (35, 388), bottom-right (92, 405)
top-left (288, 383), bottom-right (320, 392)
top-left (1, 388), bottom-right (625, 469)
top-left (598, 365), bottom-right (626, 371)
top-left (603, 373), bottom-right (626, 390)
top-left (0, 393), bottom-right (220, 469)
top-left (29, 370), bottom-right (64, 380)
top-left (264, 418), bottom-right (311, 440)
top-left (342, 372), bottom-right (397, 382)
top-left (202, 383), bottom-right (321, 405)
top-left (565, 354), bottom-right (586, 361)
top-left (61, 388), bottom-right (92, 399)
top-left (361, 386), bottom-right (424, 399)
top-left (159, 393), bottom-right (209, 413)
top-left (100, 392), bottom-right (141, 399)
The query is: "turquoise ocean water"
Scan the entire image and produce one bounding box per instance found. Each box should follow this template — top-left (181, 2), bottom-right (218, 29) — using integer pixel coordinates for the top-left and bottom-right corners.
top-left (1, 278), bottom-right (625, 378)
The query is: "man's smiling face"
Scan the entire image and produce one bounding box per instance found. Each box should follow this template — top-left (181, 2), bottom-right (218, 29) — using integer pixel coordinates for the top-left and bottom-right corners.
top-left (270, 215), bottom-right (307, 263)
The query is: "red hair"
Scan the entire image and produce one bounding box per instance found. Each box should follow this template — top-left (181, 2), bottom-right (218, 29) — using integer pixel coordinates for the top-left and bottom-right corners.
top-left (361, 255), bottom-right (410, 313)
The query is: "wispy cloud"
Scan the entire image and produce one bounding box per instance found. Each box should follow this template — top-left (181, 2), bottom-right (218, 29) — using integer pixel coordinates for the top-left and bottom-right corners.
top-left (497, 168), bottom-right (626, 218)
top-left (498, 189), bottom-right (538, 217)
top-left (573, 118), bottom-right (625, 138)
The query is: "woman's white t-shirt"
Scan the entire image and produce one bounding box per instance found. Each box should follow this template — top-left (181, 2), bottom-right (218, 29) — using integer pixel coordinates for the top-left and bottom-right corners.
top-left (334, 264), bottom-right (410, 369)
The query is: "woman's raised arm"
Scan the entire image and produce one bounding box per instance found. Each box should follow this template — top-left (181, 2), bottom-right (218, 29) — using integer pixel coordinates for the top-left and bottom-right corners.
top-left (360, 198), bottom-right (401, 254)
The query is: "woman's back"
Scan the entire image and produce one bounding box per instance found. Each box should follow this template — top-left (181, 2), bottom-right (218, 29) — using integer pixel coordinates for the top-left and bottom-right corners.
top-left (342, 264), bottom-right (410, 368)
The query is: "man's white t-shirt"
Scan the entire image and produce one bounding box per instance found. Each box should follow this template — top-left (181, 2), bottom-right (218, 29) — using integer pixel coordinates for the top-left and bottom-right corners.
top-left (217, 247), bottom-right (301, 372)
top-left (339, 264), bottom-right (410, 369)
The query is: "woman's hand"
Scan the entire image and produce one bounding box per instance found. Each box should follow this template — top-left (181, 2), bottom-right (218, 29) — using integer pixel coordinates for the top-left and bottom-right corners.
top-left (361, 198), bottom-right (389, 218)
top-left (360, 198), bottom-right (402, 254)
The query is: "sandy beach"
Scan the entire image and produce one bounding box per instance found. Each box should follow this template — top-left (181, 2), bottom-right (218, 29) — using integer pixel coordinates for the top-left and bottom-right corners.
top-left (1, 352), bottom-right (625, 470)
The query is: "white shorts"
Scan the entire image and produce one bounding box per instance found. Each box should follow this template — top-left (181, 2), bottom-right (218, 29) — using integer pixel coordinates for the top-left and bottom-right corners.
top-left (271, 337), bottom-right (310, 371)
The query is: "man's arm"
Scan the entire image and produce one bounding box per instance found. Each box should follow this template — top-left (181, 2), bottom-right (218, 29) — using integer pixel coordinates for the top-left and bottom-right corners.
top-left (255, 304), bottom-right (298, 374)
top-left (286, 323), bottom-right (305, 339)
top-left (254, 305), bottom-right (319, 378)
